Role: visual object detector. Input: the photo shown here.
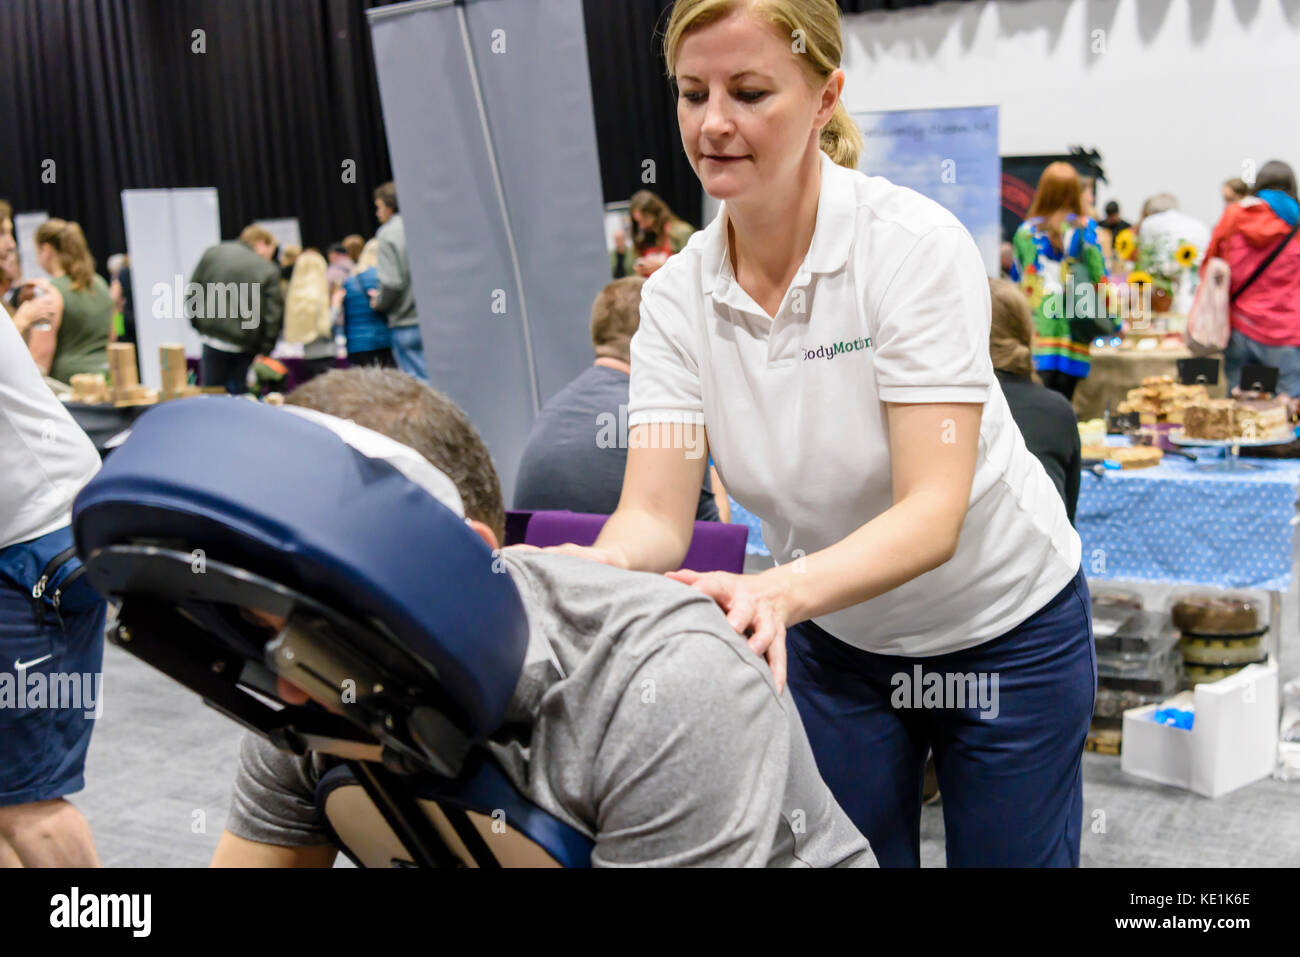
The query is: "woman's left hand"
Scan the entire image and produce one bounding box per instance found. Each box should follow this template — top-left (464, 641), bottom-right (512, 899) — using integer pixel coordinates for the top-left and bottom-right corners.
top-left (665, 568), bottom-right (792, 693)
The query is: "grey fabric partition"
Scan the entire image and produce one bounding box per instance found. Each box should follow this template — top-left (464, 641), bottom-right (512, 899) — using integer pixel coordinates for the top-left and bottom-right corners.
top-left (367, 0), bottom-right (608, 501)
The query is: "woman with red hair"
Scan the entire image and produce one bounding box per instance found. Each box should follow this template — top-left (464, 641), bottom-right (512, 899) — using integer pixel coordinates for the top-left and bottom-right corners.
top-left (1011, 162), bottom-right (1111, 400)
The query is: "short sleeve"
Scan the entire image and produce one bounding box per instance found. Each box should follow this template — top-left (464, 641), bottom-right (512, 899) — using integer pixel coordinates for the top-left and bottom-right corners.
top-left (626, 282), bottom-right (705, 427)
top-left (225, 732), bottom-right (334, 847)
top-left (871, 226), bottom-right (994, 404)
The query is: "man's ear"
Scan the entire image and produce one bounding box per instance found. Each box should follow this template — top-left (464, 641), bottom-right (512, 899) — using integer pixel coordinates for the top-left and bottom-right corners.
top-left (467, 519), bottom-right (499, 551)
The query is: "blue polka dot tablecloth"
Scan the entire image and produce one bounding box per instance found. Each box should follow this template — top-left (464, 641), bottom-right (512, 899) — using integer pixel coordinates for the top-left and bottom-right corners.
top-left (1076, 451), bottom-right (1300, 590)
top-left (733, 452), bottom-right (1300, 584)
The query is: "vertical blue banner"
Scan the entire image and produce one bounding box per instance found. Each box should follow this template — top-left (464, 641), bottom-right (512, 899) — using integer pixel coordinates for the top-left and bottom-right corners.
top-left (853, 106), bottom-right (1000, 274)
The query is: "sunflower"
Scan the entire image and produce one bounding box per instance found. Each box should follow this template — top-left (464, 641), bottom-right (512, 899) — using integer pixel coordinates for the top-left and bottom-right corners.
top-left (1127, 270), bottom-right (1155, 286)
top-left (1174, 242), bottom-right (1200, 268)
top-left (1114, 228), bottom-right (1137, 260)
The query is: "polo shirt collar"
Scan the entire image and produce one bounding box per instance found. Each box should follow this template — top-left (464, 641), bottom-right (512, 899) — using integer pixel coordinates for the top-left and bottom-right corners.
top-left (701, 150), bottom-right (856, 300)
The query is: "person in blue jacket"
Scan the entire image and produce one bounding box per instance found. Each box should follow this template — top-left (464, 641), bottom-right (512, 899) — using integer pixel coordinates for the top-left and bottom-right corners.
top-left (332, 239), bottom-right (395, 369)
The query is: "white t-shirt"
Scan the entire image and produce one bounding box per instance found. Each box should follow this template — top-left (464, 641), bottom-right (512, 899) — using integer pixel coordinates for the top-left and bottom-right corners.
top-left (628, 150), bottom-right (1081, 657)
top-left (1, 310), bottom-right (101, 550)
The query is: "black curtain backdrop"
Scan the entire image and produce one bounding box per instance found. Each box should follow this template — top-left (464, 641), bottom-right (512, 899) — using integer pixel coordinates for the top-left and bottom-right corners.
top-left (0, 0), bottom-right (967, 269)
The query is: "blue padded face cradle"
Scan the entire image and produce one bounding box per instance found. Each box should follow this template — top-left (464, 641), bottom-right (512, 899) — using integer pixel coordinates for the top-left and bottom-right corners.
top-left (72, 396), bottom-right (529, 739)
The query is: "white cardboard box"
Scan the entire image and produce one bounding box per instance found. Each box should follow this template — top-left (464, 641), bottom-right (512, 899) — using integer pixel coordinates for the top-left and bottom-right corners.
top-left (1121, 658), bottom-right (1279, 797)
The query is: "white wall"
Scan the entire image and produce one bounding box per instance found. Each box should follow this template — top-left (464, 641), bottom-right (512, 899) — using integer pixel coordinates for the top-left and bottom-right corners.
top-left (840, 0), bottom-right (1300, 233)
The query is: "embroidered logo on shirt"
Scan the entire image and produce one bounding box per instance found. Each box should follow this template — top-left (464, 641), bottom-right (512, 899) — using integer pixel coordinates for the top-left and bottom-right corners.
top-left (801, 337), bottom-right (872, 362)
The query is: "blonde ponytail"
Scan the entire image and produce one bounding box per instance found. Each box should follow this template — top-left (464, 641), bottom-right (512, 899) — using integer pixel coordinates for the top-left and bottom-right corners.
top-left (820, 100), bottom-right (863, 170)
top-left (34, 218), bottom-right (97, 291)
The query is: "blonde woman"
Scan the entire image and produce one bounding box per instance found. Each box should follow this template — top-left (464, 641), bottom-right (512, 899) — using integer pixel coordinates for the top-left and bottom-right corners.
top-left (32, 219), bottom-right (113, 383)
top-left (282, 249), bottom-right (335, 382)
top-left (544, 0), bottom-right (1093, 867)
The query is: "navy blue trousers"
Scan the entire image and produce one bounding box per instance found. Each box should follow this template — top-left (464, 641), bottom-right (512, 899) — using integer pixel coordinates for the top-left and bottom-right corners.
top-left (786, 566), bottom-right (1096, 867)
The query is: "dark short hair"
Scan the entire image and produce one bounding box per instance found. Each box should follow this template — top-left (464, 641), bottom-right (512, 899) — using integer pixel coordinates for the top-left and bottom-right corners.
top-left (373, 182), bottom-right (398, 213)
top-left (1104, 200), bottom-right (1120, 216)
top-left (1253, 161), bottom-right (1297, 199)
top-left (0, 198), bottom-right (11, 229)
top-left (285, 367), bottom-right (505, 543)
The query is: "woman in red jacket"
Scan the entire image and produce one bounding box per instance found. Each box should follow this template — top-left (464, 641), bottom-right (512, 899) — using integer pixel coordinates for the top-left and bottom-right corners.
top-left (1204, 160), bottom-right (1300, 394)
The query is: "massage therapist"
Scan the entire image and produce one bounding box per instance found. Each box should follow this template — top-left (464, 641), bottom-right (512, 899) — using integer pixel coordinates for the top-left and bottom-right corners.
top-left (555, 0), bottom-right (1095, 867)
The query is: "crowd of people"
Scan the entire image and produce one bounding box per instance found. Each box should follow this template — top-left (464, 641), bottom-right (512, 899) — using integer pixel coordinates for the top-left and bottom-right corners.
top-left (1003, 159), bottom-right (1300, 401)
top-left (0, 181), bottom-right (423, 397)
top-left (3, 0), bottom-right (1300, 873)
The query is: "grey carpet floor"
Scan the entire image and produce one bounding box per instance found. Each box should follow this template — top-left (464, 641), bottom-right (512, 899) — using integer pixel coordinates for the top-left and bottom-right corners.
top-left (73, 575), bottom-right (1300, 868)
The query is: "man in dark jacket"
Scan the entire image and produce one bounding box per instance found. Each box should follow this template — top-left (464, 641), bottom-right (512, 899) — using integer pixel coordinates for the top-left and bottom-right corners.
top-left (188, 225), bottom-right (284, 394)
top-left (513, 277), bottom-right (721, 520)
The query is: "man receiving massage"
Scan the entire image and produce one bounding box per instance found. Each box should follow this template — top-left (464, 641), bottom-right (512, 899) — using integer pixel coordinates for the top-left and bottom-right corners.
top-left (210, 367), bottom-right (874, 868)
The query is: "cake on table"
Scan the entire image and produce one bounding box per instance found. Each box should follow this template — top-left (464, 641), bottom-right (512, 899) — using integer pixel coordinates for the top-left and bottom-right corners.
top-left (1181, 399), bottom-right (1236, 440)
top-left (1230, 388), bottom-right (1291, 440)
top-left (1080, 444), bottom-right (1163, 468)
top-left (1116, 375), bottom-right (1209, 425)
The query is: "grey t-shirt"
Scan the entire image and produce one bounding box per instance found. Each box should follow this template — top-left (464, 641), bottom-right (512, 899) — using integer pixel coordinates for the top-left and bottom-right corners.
top-left (513, 365), bottom-right (719, 521)
top-left (226, 551), bottom-right (874, 867)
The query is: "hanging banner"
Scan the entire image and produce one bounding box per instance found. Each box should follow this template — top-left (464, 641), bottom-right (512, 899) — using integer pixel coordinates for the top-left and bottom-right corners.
top-left (854, 105), bottom-right (1000, 274)
top-left (368, 0), bottom-right (606, 501)
top-left (121, 188), bottom-right (221, 388)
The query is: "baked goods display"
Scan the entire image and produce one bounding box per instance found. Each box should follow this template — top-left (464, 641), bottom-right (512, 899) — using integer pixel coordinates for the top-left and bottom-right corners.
top-left (1095, 610), bottom-right (1179, 657)
top-left (1093, 595), bottom-right (1272, 731)
top-left (1091, 589), bottom-right (1143, 613)
top-left (1080, 444), bottom-right (1163, 468)
top-left (1168, 591), bottom-right (1270, 684)
top-left (1184, 663), bottom-right (1258, 686)
top-left (1169, 593), bottom-right (1264, 636)
top-left (1078, 418), bottom-right (1107, 445)
top-left (1178, 634), bottom-right (1268, 667)
top-left (1181, 399), bottom-right (1236, 440)
top-left (1116, 375), bottom-right (1209, 425)
top-left (1179, 388), bottom-right (1295, 442)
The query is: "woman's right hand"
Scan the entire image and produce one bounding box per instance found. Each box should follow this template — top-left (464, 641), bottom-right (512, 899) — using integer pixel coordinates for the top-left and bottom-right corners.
top-left (504, 542), bottom-right (630, 569)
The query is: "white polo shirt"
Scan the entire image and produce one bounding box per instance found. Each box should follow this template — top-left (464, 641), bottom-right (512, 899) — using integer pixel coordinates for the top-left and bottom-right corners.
top-left (1, 310), bottom-right (101, 550)
top-left (628, 150), bottom-right (1081, 657)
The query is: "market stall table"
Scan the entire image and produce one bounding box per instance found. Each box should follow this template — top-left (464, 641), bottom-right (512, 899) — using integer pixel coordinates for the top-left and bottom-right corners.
top-left (1073, 345), bottom-right (1226, 422)
top-left (1075, 446), bottom-right (1300, 666)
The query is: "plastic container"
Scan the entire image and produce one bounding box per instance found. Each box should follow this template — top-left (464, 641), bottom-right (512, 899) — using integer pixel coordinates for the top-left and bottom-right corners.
top-left (1095, 610), bottom-right (1180, 657)
top-left (1168, 590), bottom-right (1267, 637)
top-left (1184, 662), bottom-right (1253, 686)
top-left (1091, 588), bottom-right (1143, 614)
top-left (1094, 685), bottom-right (1172, 719)
top-left (1098, 644), bottom-right (1182, 682)
top-left (1178, 634), bottom-right (1268, 667)
top-left (1097, 665), bottom-right (1181, 695)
